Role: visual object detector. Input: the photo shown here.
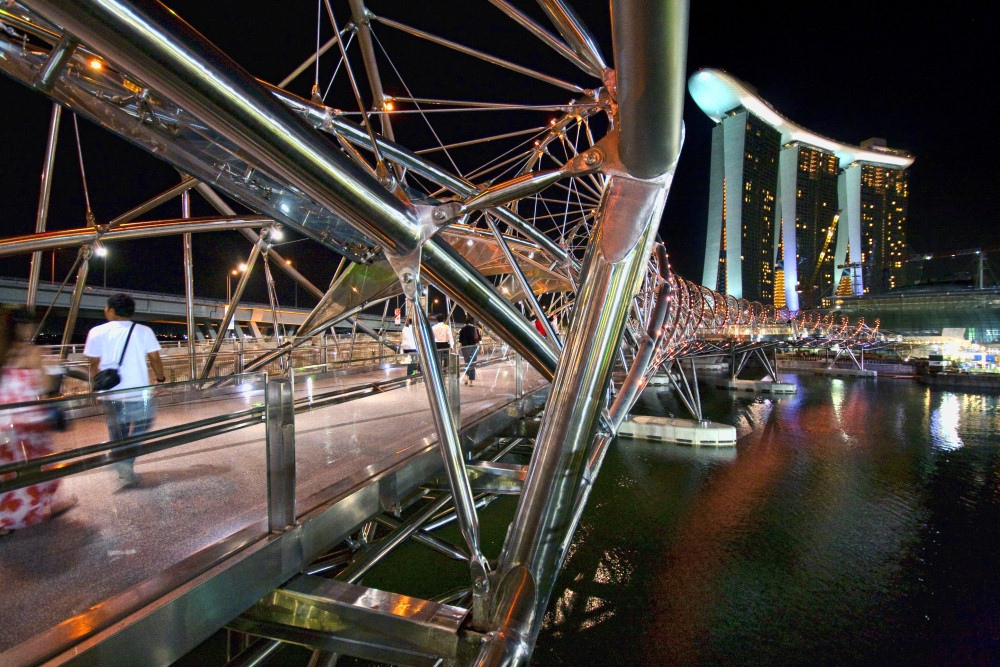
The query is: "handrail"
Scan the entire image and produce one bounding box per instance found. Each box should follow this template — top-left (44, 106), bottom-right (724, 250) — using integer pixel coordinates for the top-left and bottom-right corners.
top-left (0, 405), bottom-right (264, 493)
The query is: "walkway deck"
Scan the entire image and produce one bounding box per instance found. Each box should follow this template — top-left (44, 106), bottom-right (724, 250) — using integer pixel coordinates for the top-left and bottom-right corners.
top-left (0, 359), bottom-right (546, 663)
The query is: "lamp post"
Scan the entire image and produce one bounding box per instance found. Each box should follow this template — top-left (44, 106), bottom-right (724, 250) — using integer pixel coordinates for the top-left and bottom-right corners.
top-left (285, 258), bottom-right (297, 308)
top-left (226, 263), bottom-right (247, 337)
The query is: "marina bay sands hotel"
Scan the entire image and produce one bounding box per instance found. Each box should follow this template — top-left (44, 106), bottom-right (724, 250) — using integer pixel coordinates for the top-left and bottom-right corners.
top-left (689, 69), bottom-right (915, 312)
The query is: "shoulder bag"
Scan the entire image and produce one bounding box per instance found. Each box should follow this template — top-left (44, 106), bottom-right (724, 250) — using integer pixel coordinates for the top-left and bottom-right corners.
top-left (92, 323), bottom-right (137, 392)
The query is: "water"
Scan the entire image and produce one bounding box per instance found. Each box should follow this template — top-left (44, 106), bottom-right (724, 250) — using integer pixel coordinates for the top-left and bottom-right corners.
top-left (532, 373), bottom-right (1000, 665)
top-left (186, 373), bottom-right (1000, 665)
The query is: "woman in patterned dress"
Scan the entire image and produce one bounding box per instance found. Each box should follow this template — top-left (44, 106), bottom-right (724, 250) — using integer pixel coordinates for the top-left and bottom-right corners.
top-left (0, 306), bottom-right (76, 535)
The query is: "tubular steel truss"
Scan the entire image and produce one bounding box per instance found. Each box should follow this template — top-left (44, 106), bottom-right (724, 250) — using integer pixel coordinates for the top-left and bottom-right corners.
top-left (0, 1), bottom-right (892, 664)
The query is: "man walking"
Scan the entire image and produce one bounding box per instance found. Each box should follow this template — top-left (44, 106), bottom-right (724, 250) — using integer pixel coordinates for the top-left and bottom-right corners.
top-left (85, 293), bottom-right (165, 485)
top-left (431, 313), bottom-right (454, 368)
top-left (458, 317), bottom-right (481, 386)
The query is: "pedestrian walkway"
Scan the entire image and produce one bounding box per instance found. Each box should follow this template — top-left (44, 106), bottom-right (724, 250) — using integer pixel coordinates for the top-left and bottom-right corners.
top-left (0, 358), bottom-right (546, 658)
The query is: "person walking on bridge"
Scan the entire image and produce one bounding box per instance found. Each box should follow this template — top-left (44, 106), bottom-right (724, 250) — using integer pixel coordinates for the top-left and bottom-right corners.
top-left (0, 306), bottom-right (77, 535)
top-left (85, 293), bottom-right (165, 486)
top-left (431, 313), bottom-right (454, 369)
top-left (458, 317), bottom-right (481, 386)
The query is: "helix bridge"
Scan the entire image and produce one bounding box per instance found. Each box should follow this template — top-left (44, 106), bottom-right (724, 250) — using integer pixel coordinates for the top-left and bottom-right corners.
top-left (0, 1), bottom-right (893, 664)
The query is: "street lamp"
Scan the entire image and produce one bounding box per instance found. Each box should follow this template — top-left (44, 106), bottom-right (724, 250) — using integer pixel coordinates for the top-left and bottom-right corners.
top-left (227, 262), bottom-right (247, 302)
top-left (226, 263), bottom-right (248, 337)
top-left (95, 243), bottom-right (108, 288)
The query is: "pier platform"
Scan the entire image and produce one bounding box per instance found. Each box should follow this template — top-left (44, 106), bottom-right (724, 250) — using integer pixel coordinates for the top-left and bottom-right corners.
top-left (714, 378), bottom-right (797, 394)
top-left (814, 368), bottom-right (877, 378)
top-left (619, 415), bottom-right (737, 447)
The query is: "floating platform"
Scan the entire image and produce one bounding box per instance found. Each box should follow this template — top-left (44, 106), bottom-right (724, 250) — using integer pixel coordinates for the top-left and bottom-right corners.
top-left (619, 415), bottom-right (737, 447)
top-left (919, 371), bottom-right (1000, 393)
top-left (646, 373), bottom-right (679, 386)
top-left (714, 378), bottom-right (797, 394)
top-left (813, 368), bottom-right (877, 378)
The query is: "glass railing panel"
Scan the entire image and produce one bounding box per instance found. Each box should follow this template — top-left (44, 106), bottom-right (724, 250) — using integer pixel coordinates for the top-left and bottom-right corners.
top-left (0, 372), bottom-right (269, 653)
top-left (289, 347), bottom-right (547, 515)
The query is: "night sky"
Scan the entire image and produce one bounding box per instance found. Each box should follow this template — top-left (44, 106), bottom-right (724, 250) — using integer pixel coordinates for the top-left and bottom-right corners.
top-left (0, 1), bottom-right (996, 303)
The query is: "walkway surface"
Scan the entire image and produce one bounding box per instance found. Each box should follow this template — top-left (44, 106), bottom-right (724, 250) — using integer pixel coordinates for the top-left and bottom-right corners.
top-left (0, 359), bottom-right (546, 655)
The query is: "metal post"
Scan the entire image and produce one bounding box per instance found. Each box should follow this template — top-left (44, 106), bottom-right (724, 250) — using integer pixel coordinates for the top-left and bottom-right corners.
top-left (201, 240), bottom-right (263, 379)
top-left (690, 357), bottom-right (703, 422)
top-left (515, 352), bottom-right (524, 398)
top-left (486, 216), bottom-right (560, 348)
top-left (486, 2), bottom-right (688, 659)
top-left (181, 191), bottom-right (197, 380)
top-left (33, 32), bottom-right (78, 90)
top-left (448, 350), bottom-right (461, 430)
top-left (265, 378), bottom-right (296, 532)
top-left (27, 104), bottom-right (62, 309)
top-left (59, 247), bottom-right (91, 360)
top-left (408, 280), bottom-right (490, 623)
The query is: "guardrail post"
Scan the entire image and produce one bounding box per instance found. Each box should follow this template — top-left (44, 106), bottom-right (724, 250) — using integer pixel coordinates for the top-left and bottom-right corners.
top-left (448, 351), bottom-right (461, 430)
top-left (266, 377), bottom-right (296, 532)
top-left (515, 352), bottom-right (524, 398)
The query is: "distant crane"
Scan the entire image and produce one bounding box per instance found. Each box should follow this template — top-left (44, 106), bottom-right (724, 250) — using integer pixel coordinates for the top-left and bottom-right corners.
top-left (906, 247), bottom-right (999, 289)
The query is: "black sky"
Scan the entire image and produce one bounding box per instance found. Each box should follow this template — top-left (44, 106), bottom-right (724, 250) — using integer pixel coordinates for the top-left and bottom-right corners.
top-left (0, 1), bottom-right (996, 298)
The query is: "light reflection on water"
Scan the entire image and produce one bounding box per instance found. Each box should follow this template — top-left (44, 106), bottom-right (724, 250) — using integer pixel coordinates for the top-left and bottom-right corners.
top-left (533, 373), bottom-right (1000, 665)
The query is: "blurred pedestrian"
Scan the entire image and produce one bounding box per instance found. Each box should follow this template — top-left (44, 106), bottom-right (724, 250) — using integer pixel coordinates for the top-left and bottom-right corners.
top-left (0, 306), bottom-right (77, 535)
top-left (459, 317), bottom-right (481, 386)
top-left (84, 293), bottom-right (165, 486)
top-left (401, 318), bottom-right (418, 376)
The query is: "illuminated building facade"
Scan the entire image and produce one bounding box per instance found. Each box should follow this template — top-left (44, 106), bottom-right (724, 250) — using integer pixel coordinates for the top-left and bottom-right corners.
top-left (859, 152), bottom-right (910, 293)
top-left (690, 69), bottom-right (914, 311)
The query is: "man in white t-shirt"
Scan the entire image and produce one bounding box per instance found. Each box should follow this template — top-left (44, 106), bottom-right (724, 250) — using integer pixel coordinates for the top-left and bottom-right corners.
top-left (431, 313), bottom-right (454, 369)
top-left (84, 293), bottom-right (165, 485)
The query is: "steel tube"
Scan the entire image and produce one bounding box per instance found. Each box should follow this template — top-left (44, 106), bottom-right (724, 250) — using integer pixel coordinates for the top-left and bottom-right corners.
top-left (611, 0), bottom-right (688, 178)
top-left (33, 31), bottom-right (77, 90)
top-left (201, 240), bottom-right (263, 379)
top-left (609, 247), bottom-right (671, 427)
top-left (410, 294), bottom-right (487, 571)
top-left (346, 0), bottom-right (397, 142)
top-left (58, 250), bottom-right (89, 360)
top-left (496, 175), bottom-right (666, 643)
top-left (373, 514), bottom-right (468, 561)
top-left (487, 0), bottom-right (601, 78)
top-left (0, 216), bottom-right (272, 257)
top-left (373, 14), bottom-right (584, 94)
top-left (182, 192), bottom-right (197, 380)
top-left (106, 177), bottom-right (199, 229)
top-left (262, 83), bottom-right (573, 268)
top-left (27, 103), bottom-right (62, 308)
top-left (17, 0), bottom-right (556, 380)
top-left (536, 0), bottom-right (609, 75)
top-left (194, 183), bottom-right (324, 299)
top-left (335, 493), bottom-right (454, 584)
top-left (486, 217), bottom-right (560, 349)
top-left (22, 0), bottom-right (422, 255)
top-left (265, 378), bottom-right (296, 532)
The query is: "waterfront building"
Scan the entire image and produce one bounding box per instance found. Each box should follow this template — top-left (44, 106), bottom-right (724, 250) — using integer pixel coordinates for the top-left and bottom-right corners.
top-left (689, 69), bottom-right (914, 310)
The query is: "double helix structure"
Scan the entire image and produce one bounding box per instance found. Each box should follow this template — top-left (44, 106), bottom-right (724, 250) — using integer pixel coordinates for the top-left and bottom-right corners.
top-left (0, 1), bottom-right (892, 664)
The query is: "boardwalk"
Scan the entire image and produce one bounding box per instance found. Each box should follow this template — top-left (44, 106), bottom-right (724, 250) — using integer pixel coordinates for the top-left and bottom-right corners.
top-left (0, 359), bottom-right (546, 658)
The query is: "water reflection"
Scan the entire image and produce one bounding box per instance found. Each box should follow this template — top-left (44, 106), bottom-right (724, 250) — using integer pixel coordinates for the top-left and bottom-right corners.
top-left (534, 373), bottom-right (1000, 665)
top-left (930, 393), bottom-right (963, 450)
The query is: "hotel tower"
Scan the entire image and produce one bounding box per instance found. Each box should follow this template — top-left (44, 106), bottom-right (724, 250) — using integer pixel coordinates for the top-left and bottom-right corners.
top-left (689, 69), bottom-right (915, 311)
